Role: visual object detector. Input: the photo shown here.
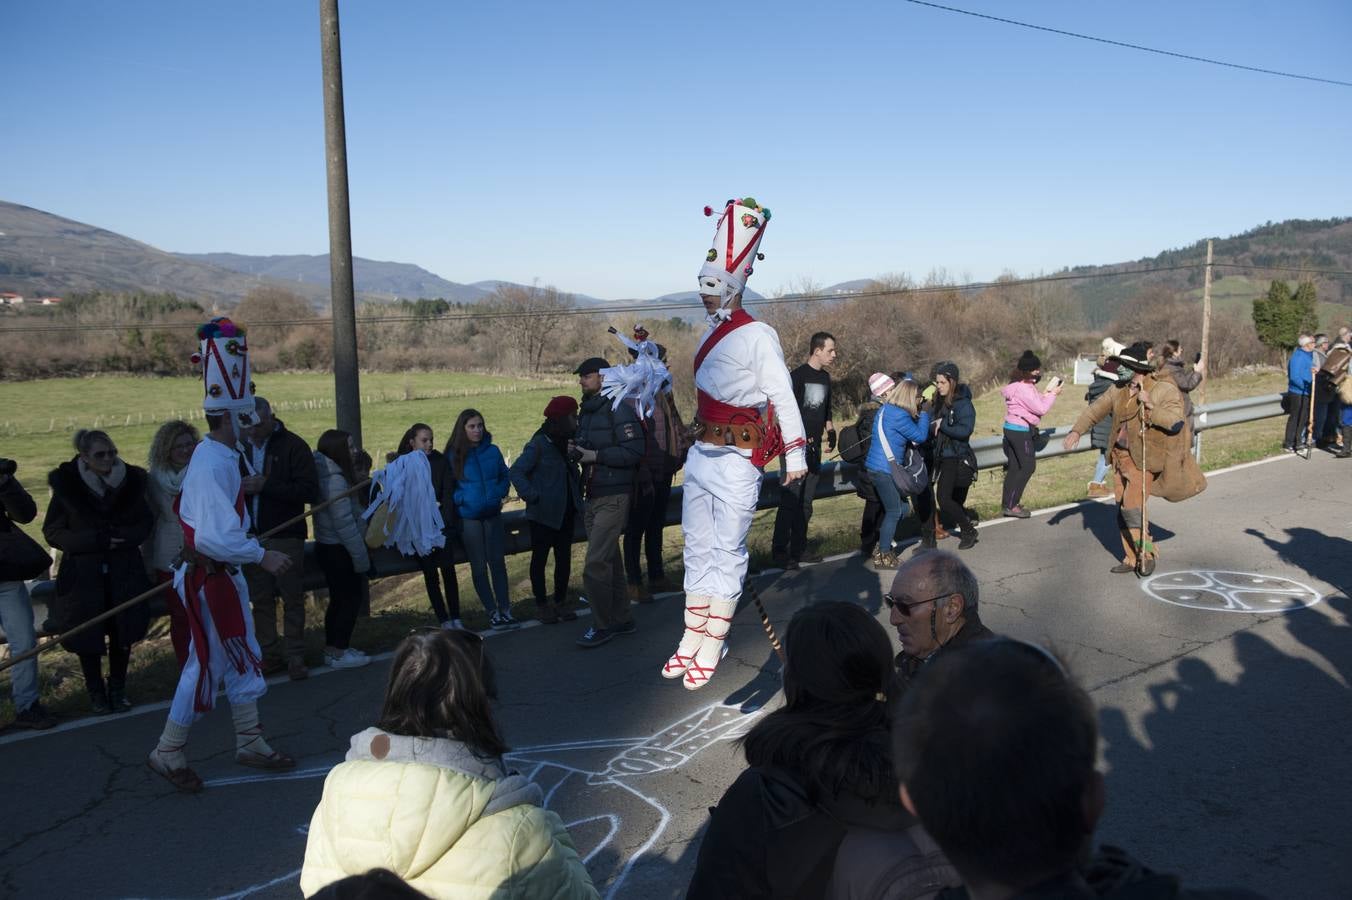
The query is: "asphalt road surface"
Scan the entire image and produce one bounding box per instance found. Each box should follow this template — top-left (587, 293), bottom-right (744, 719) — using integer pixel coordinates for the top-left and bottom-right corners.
top-left (2, 451), bottom-right (1349, 899)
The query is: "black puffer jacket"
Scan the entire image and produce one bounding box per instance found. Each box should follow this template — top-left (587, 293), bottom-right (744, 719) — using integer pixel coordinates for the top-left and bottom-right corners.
top-left (42, 459), bottom-right (154, 655)
top-left (575, 393), bottom-right (644, 499)
top-left (246, 420), bottom-right (320, 540)
top-left (932, 385), bottom-right (976, 461)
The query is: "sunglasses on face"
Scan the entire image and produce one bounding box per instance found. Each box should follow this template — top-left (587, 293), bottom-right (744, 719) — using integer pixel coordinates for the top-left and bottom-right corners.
top-left (884, 591), bottom-right (955, 616)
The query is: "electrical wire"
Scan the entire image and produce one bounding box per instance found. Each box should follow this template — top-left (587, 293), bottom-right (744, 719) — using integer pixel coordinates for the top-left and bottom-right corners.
top-left (904, 0), bottom-right (1352, 89)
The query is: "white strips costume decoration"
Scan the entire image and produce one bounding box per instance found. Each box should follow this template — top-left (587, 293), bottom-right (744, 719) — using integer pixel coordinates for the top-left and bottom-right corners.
top-left (600, 323), bottom-right (673, 420)
top-left (149, 318), bottom-right (293, 792)
top-left (362, 450), bottom-right (446, 557)
top-left (664, 198), bottom-right (806, 690)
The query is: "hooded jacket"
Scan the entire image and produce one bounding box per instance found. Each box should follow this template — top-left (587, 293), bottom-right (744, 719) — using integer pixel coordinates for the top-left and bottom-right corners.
top-left (312, 452), bottom-right (370, 573)
top-left (933, 385), bottom-right (975, 461)
top-left (301, 727), bottom-right (598, 899)
top-left (510, 429), bottom-right (583, 531)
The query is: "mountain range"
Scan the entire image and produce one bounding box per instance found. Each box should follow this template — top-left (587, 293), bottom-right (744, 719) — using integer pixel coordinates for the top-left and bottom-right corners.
top-left (1, 200), bottom-right (1348, 325)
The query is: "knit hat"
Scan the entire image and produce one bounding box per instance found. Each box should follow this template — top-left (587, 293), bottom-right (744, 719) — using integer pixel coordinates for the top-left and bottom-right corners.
top-left (543, 395), bottom-right (578, 419)
top-left (698, 197), bottom-right (771, 303)
top-left (1100, 337), bottom-right (1126, 359)
top-left (932, 361), bottom-right (960, 384)
top-left (1016, 350), bottom-right (1042, 373)
top-left (868, 372), bottom-right (896, 399)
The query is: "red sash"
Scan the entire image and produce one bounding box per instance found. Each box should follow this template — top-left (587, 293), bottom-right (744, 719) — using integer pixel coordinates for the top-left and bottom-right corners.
top-left (175, 490), bottom-right (262, 712)
top-left (692, 310), bottom-right (791, 467)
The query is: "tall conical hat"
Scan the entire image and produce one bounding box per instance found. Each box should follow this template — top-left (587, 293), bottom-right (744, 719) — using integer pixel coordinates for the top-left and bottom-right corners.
top-left (697, 197), bottom-right (771, 301)
top-left (191, 317), bottom-right (257, 424)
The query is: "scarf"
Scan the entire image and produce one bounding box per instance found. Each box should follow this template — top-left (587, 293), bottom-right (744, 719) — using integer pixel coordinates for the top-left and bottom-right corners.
top-left (78, 457), bottom-right (127, 497)
top-left (151, 464), bottom-right (188, 499)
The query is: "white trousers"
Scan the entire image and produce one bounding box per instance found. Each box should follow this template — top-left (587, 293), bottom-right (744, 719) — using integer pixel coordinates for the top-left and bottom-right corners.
top-left (681, 443), bottom-right (762, 603)
top-left (168, 568), bottom-right (267, 727)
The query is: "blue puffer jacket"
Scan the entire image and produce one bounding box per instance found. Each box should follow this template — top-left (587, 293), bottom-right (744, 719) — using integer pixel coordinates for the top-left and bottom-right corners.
top-left (865, 404), bottom-right (931, 473)
top-left (1287, 347), bottom-right (1315, 396)
top-left (453, 438), bottom-right (510, 520)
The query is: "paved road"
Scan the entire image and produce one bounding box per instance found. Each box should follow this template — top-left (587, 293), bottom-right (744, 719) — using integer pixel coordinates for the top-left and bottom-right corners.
top-left (2, 452), bottom-right (1349, 899)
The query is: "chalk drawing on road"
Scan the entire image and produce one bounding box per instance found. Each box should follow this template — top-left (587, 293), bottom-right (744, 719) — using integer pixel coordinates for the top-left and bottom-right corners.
top-left (204, 703), bottom-right (761, 900)
top-left (1142, 570), bottom-right (1322, 614)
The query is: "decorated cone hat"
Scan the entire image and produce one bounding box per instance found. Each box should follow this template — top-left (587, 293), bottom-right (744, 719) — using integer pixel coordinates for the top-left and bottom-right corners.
top-left (191, 317), bottom-right (257, 425)
top-left (698, 197), bottom-right (771, 302)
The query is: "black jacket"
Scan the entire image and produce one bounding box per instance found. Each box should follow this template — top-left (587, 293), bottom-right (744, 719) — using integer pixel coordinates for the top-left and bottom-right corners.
top-left (575, 393), bottom-right (644, 499)
top-left (42, 460), bottom-right (154, 655)
top-left (934, 845), bottom-right (1267, 900)
top-left (892, 613), bottom-right (996, 703)
top-left (0, 475), bottom-right (37, 533)
top-left (688, 763), bottom-right (922, 900)
top-left (245, 420), bottom-right (320, 540)
top-left (1086, 373), bottom-right (1124, 451)
top-left (427, 449), bottom-right (461, 536)
top-left (933, 385), bottom-right (976, 461)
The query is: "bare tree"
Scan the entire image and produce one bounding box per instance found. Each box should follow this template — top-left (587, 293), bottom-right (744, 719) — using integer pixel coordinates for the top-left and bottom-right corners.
top-left (493, 283), bottom-right (575, 374)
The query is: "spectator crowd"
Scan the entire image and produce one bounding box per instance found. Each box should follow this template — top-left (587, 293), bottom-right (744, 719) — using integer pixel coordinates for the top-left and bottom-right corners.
top-left (0, 321), bottom-right (1340, 897)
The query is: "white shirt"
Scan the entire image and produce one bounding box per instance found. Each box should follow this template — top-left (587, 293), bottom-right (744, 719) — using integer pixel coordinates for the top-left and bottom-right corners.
top-left (179, 437), bottom-right (266, 566)
top-left (693, 315), bottom-right (807, 471)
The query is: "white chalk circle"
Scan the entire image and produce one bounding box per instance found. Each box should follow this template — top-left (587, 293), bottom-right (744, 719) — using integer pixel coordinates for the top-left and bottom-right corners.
top-left (1142, 570), bottom-right (1322, 614)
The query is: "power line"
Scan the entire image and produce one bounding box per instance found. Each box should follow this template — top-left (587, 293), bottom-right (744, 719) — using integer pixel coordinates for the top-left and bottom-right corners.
top-left (904, 0), bottom-right (1352, 89)
top-left (3, 260), bottom-right (1349, 336)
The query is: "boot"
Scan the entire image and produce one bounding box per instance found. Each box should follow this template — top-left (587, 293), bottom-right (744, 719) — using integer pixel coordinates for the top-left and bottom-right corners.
top-left (933, 522), bottom-right (950, 541)
top-left (536, 602), bottom-right (560, 625)
top-left (958, 528), bottom-right (979, 550)
top-left (921, 525), bottom-right (937, 550)
top-left (663, 595), bottom-right (709, 679)
top-left (107, 681), bottom-right (133, 713)
top-left (1337, 426), bottom-right (1352, 458)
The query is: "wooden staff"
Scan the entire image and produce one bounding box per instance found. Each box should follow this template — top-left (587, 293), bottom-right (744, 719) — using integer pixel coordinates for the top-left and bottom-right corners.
top-left (744, 579), bottom-right (785, 663)
top-left (0, 478), bottom-right (371, 674)
top-left (1303, 376), bottom-right (1317, 460)
top-left (1136, 391), bottom-right (1151, 576)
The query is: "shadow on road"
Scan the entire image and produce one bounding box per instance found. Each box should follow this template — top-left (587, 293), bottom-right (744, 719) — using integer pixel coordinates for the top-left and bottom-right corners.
top-left (1047, 500), bottom-right (1176, 559)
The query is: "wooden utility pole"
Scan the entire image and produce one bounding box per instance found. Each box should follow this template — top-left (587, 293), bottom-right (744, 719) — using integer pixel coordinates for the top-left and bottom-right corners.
top-left (1196, 239), bottom-right (1214, 461)
top-left (319, 0), bottom-right (362, 446)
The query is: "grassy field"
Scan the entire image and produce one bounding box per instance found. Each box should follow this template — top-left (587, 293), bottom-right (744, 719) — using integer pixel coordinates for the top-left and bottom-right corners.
top-left (0, 367), bottom-right (1291, 723)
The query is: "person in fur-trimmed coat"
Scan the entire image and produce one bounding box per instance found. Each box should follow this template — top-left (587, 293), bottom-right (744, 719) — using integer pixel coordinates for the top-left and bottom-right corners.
top-left (43, 429), bottom-right (154, 714)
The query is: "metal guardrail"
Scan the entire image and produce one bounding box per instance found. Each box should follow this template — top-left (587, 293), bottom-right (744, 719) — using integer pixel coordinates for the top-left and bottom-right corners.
top-left (11, 393), bottom-right (1285, 637)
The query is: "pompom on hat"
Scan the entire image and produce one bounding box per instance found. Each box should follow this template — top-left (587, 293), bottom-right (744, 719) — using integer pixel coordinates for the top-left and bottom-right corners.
top-left (191, 317), bottom-right (256, 424)
top-left (543, 395), bottom-right (578, 419)
top-left (1016, 350), bottom-right (1043, 373)
top-left (698, 197), bottom-right (771, 303)
top-left (868, 372), bottom-right (897, 399)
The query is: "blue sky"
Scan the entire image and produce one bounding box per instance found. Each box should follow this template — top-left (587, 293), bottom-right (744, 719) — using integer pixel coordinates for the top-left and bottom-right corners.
top-left (3, 1), bottom-right (1349, 299)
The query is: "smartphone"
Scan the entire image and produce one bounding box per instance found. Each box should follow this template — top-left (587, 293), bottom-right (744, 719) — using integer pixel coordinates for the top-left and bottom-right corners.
top-left (1194, 352), bottom-right (1202, 364)
top-left (1048, 375), bottom-right (1064, 389)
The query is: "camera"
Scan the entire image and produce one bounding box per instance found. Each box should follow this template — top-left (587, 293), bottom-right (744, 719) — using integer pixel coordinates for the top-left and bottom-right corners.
top-left (568, 440), bottom-right (591, 464)
top-left (0, 458), bottom-right (16, 477)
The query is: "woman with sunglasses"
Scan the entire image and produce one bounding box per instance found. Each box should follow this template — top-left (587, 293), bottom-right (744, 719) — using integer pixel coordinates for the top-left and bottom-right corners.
top-left (687, 601), bottom-right (958, 899)
top-left (301, 628), bottom-right (599, 898)
top-left (43, 429), bottom-right (155, 714)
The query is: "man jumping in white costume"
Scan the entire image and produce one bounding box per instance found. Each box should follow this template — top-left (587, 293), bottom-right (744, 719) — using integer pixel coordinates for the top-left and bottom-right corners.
top-left (663, 197), bottom-right (806, 690)
top-left (147, 318), bottom-right (296, 792)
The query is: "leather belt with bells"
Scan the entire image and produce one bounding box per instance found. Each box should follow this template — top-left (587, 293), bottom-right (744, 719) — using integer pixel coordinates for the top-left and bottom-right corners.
top-left (699, 420), bottom-right (764, 451)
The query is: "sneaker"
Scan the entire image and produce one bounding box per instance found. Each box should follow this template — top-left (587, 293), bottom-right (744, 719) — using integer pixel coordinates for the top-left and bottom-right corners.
top-left (784, 558), bottom-right (800, 571)
top-left (958, 531), bottom-right (979, 550)
top-left (439, 619), bottom-right (465, 630)
top-left (611, 620), bottom-right (637, 636)
top-left (328, 648), bottom-right (371, 669)
top-left (13, 702), bottom-right (56, 730)
top-left (873, 551), bottom-right (901, 570)
top-left (499, 610), bottom-right (522, 629)
top-left (1087, 482), bottom-right (1112, 498)
top-left (628, 583), bottom-right (654, 604)
top-left (576, 626), bottom-right (613, 648)
top-left (1001, 506), bottom-right (1031, 519)
top-left (489, 613), bottom-right (512, 630)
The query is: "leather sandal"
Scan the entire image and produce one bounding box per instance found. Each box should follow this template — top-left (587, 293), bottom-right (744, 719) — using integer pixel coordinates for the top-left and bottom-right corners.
top-left (235, 748), bottom-right (296, 770)
top-left (147, 755), bottom-right (204, 794)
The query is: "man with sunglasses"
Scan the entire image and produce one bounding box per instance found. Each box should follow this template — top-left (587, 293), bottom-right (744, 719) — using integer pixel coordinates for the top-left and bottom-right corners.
top-left (887, 550), bottom-right (995, 699)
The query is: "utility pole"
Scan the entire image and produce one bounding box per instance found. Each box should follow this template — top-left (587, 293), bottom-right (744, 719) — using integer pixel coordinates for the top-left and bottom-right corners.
top-left (1196, 239), bottom-right (1213, 461)
top-left (319, 0), bottom-right (362, 446)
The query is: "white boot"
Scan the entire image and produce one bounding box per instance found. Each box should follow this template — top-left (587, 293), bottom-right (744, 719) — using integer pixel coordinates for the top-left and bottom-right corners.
top-left (683, 597), bottom-right (736, 690)
top-left (662, 594), bottom-right (709, 679)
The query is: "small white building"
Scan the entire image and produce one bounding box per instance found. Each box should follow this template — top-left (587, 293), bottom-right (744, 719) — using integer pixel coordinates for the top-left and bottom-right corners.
top-left (38, 297), bottom-right (62, 305)
top-left (0, 292), bottom-right (24, 305)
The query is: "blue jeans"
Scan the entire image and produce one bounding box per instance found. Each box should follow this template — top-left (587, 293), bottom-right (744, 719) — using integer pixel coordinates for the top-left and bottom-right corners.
top-left (461, 515), bottom-right (511, 615)
top-left (870, 469), bottom-right (907, 553)
top-left (1092, 450), bottom-right (1110, 485)
top-left (0, 580), bottom-right (39, 712)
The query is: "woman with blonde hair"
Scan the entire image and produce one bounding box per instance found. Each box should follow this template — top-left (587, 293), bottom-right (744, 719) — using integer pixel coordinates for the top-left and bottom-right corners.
top-left (144, 419), bottom-right (200, 667)
top-left (863, 379), bottom-right (932, 568)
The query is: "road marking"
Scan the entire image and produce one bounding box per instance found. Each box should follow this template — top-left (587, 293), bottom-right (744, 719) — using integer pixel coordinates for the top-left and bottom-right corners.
top-left (1140, 570), bottom-right (1322, 614)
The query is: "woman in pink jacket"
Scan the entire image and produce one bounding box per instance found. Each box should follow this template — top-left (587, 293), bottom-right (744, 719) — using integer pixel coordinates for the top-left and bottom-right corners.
top-left (999, 350), bottom-right (1062, 518)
